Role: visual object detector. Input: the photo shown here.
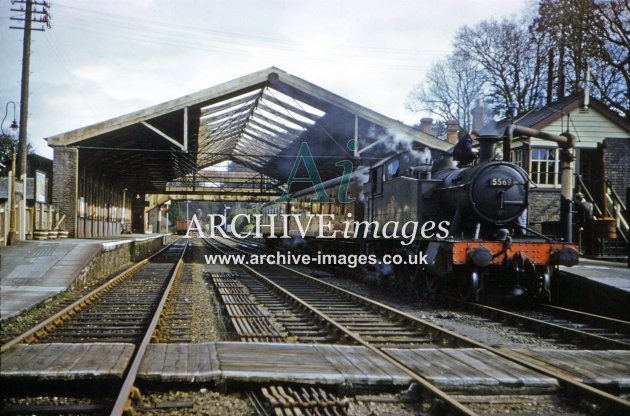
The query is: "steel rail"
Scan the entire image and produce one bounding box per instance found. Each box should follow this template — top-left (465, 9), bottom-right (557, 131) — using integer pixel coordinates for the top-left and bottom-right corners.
top-left (207, 238), bottom-right (478, 416)
top-left (0, 242), bottom-right (176, 353)
top-left (540, 304), bottom-right (630, 334)
top-left (210, 237), bottom-right (630, 415)
top-left (467, 302), bottom-right (630, 349)
top-left (110, 239), bottom-right (189, 415)
top-left (0, 262), bottom-right (142, 346)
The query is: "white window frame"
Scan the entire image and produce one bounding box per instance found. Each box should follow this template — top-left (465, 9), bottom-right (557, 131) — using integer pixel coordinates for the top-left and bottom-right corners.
top-left (511, 148), bottom-right (523, 168)
top-left (530, 147), bottom-right (561, 188)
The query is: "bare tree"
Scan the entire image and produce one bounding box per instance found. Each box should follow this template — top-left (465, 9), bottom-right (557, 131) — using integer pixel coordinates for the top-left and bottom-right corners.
top-left (408, 0), bottom-right (628, 126)
top-left (407, 55), bottom-right (486, 132)
top-left (534, 0), bottom-right (629, 119)
top-left (591, 0), bottom-right (629, 119)
top-left (453, 16), bottom-right (546, 117)
top-left (534, 0), bottom-right (603, 97)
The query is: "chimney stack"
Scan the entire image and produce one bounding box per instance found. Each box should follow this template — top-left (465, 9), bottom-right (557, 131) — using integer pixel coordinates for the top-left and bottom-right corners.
top-left (471, 99), bottom-right (484, 133)
top-left (419, 117), bottom-right (433, 134)
top-left (446, 120), bottom-right (459, 145)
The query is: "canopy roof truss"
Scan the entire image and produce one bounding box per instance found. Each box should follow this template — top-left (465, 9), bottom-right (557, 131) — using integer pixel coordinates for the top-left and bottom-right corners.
top-left (47, 67), bottom-right (450, 195)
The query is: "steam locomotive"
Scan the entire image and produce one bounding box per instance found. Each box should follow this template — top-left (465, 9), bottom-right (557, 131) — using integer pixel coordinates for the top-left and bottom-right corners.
top-left (261, 135), bottom-right (579, 302)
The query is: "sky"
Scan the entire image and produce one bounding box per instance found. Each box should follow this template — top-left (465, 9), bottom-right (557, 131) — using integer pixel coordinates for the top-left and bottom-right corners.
top-left (0, 0), bottom-right (532, 159)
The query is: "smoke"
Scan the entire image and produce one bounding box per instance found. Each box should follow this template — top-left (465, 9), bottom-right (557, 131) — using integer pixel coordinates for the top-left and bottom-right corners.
top-left (419, 147), bottom-right (432, 165)
top-left (375, 127), bottom-right (434, 165)
top-left (362, 126), bottom-right (422, 159)
top-left (351, 166), bottom-right (370, 202)
top-left (378, 262), bottom-right (394, 277)
top-left (361, 261), bottom-right (395, 287)
top-left (478, 119), bottom-right (499, 137)
top-left (354, 166), bottom-right (370, 185)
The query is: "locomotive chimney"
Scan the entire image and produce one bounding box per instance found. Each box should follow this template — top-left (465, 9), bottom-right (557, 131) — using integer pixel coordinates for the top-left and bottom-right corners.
top-left (419, 117), bottom-right (433, 134)
top-left (446, 120), bottom-right (459, 145)
top-left (477, 133), bottom-right (501, 163)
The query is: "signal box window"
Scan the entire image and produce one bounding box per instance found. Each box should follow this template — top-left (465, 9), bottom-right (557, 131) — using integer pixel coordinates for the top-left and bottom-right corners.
top-left (511, 148), bottom-right (523, 167)
top-left (531, 148), bottom-right (560, 187)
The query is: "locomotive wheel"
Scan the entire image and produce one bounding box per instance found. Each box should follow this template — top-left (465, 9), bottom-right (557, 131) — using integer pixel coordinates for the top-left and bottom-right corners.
top-left (525, 265), bottom-right (553, 303)
top-left (540, 265), bottom-right (553, 303)
top-left (457, 270), bottom-right (480, 302)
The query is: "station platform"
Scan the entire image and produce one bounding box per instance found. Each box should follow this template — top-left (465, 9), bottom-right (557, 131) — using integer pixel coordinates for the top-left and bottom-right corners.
top-left (561, 258), bottom-right (630, 293)
top-left (559, 258), bottom-right (630, 320)
top-left (0, 235), bottom-right (164, 321)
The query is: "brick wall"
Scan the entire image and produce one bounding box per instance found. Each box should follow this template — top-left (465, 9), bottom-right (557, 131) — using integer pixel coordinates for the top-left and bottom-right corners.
top-left (70, 236), bottom-right (165, 291)
top-left (604, 138), bottom-right (630, 204)
top-left (527, 190), bottom-right (560, 232)
top-left (52, 148), bottom-right (78, 237)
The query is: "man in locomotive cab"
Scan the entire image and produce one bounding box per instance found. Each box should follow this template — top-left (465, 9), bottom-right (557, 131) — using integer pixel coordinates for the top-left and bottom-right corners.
top-left (453, 130), bottom-right (479, 168)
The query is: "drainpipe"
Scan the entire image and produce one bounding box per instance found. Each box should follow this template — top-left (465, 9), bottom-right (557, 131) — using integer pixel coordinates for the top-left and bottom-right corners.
top-left (505, 124), bottom-right (576, 242)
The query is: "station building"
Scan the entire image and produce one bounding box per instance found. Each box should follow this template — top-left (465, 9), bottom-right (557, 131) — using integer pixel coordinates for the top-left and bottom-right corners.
top-left (495, 91), bottom-right (630, 257)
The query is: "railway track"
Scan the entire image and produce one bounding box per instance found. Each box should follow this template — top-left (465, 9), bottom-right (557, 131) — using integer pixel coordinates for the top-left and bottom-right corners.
top-left (1, 239), bottom-right (189, 415)
top-left (206, 237), bottom-right (630, 415)
top-left (2, 236), bottom-right (628, 415)
top-left (206, 238), bottom-right (470, 349)
top-left (458, 301), bottom-right (630, 350)
top-left (206, 238), bottom-right (479, 415)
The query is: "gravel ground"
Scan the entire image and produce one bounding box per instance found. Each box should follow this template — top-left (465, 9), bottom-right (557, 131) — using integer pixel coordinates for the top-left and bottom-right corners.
top-left (405, 308), bottom-right (564, 349)
top-left (190, 262), bottom-right (228, 342)
top-left (136, 388), bottom-right (254, 415)
top-left (189, 239), bottom-right (235, 342)
top-left (145, 241), bottom-right (430, 416)
top-left (311, 272), bottom-right (565, 350)
top-left (139, 240), bottom-right (256, 415)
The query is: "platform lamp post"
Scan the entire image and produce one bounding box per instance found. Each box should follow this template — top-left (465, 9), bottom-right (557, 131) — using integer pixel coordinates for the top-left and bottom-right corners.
top-left (121, 187), bottom-right (127, 233)
top-left (2, 101), bottom-right (19, 245)
top-left (164, 201), bottom-right (171, 234)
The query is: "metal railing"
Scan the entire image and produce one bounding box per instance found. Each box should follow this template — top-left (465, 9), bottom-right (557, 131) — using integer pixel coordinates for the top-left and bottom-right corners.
top-left (576, 176), bottom-right (629, 245)
top-left (606, 179), bottom-right (629, 243)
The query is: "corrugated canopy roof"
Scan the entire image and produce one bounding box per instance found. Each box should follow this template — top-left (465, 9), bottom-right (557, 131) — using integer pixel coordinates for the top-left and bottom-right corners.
top-left (47, 67), bottom-right (450, 194)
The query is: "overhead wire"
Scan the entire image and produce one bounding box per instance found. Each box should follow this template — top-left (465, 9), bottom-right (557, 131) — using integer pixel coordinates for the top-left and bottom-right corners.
top-left (20, 2), bottom-right (446, 180)
top-left (49, 2), bottom-right (449, 70)
top-left (43, 31), bottom-right (100, 120)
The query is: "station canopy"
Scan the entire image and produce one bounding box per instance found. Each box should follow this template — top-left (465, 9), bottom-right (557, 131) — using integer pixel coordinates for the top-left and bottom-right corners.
top-left (47, 67), bottom-right (450, 196)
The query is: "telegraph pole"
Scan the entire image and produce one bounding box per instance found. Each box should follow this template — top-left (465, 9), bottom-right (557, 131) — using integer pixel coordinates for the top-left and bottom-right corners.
top-left (10, 0), bottom-right (51, 178)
